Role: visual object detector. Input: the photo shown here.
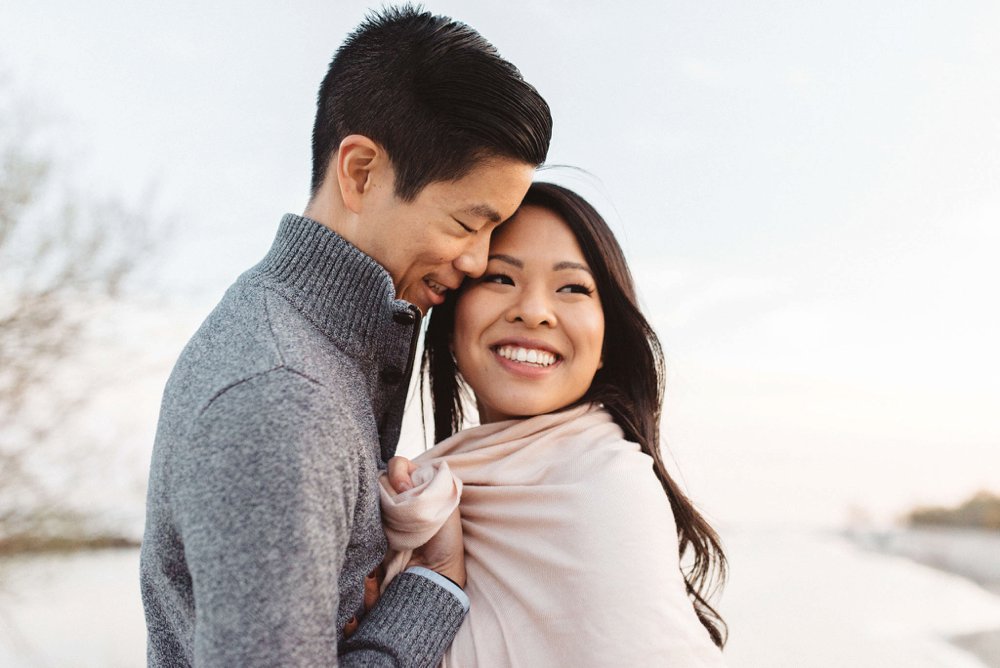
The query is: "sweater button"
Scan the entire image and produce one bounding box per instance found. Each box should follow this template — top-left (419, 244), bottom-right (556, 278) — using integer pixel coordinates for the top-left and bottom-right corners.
top-left (393, 309), bottom-right (416, 325)
top-left (380, 367), bottom-right (404, 385)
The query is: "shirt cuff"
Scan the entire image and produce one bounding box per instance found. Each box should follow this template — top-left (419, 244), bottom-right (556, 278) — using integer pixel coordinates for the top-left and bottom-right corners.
top-left (404, 566), bottom-right (470, 613)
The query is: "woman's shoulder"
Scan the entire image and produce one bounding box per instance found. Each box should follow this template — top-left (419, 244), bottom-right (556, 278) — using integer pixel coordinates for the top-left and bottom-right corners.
top-left (547, 405), bottom-right (653, 475)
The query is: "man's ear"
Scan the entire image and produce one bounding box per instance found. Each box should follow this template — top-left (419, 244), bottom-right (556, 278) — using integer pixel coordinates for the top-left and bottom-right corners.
top-left (336, 135), bottom-right (382, 214)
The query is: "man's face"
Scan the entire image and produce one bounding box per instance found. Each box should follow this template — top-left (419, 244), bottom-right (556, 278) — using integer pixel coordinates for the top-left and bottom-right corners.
top-left (358, 158), bottom-right (535, 314)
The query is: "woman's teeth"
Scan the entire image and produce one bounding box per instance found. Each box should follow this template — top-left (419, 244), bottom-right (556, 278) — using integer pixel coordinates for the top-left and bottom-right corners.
top-left (495, 345), bottom-right (558, 367)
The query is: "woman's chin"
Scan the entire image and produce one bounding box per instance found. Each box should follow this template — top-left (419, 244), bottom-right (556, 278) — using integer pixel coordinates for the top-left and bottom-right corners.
top-left (475, 394), bottom-right (585, 424)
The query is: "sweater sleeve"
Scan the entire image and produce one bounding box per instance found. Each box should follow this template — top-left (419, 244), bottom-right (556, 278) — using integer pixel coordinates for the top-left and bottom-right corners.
top-left (171, 368), bottom-right (463, 667)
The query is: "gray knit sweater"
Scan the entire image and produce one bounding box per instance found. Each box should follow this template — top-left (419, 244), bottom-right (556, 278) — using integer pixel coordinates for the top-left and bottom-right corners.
top-left (140, 214), bottom-right (465, 667)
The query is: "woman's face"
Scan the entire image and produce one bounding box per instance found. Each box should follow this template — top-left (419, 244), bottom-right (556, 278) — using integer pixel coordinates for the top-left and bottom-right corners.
top-left (452, 204), bottom-right (605, 423)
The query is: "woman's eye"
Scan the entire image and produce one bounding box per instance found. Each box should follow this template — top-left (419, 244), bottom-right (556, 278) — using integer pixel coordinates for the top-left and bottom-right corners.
top-left (482, 273), bottom-right (514, 286)
top-left (558, 283), bottom-right (594, 295)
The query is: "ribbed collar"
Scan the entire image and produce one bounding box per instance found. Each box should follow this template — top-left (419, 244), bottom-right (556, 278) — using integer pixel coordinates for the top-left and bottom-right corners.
top-left (249, 213), bottom-right (412, 360)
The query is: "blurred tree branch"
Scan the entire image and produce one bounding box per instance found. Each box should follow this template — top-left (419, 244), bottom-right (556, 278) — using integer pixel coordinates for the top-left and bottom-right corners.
top-left (0, 73), bottom-right (158, 553)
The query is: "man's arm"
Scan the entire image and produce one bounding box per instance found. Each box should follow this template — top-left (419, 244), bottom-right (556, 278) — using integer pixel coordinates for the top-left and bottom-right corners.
top-left (171, 368), bottom-right (464, 666)
top-left (341, 570), bottom-right (465, 663)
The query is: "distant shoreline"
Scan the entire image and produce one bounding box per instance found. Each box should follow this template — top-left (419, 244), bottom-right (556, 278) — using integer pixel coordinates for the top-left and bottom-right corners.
top-left (906, 492), bottom-right (1000, 533)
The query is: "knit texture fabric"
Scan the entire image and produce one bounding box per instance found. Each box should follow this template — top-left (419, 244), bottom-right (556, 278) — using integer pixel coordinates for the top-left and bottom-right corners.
top-left (380, 404), bottom-right (727, 667)
top-left (140, 214), bottom-right (464, 667)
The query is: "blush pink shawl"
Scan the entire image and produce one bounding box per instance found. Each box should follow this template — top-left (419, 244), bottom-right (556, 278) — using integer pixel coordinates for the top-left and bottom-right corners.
top-left (379, 404), bottom-right (726, 667)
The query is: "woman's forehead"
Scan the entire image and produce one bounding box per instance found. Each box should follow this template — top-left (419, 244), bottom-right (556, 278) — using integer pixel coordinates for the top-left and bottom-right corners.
top-left (489, 206), bottom-right (585, 263)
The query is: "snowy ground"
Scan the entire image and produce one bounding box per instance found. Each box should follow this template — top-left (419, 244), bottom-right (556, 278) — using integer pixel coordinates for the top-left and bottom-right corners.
top-left (3, 528), bottom-right (1000, 667)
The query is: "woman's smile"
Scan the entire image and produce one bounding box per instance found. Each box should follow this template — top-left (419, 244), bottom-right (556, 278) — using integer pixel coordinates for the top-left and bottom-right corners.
top-left (490, 337), bottom-right (563, 376)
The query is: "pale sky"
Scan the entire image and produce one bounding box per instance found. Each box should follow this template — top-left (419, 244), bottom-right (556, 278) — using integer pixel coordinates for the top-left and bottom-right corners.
top-left (2, 0), bottom-right (998, 528)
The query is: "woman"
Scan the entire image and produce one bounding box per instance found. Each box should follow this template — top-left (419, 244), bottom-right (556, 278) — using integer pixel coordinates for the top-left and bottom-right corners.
top-left (381, 182), bottom-right (727, 665)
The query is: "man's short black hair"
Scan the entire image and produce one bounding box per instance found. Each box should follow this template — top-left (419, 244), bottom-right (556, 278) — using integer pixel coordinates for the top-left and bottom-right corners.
top-left (311, 5), bottom-right (553, 201)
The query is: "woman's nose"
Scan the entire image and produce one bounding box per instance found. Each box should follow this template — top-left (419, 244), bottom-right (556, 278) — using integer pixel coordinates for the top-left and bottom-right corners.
top-left (506, 287), bottom-right (557, 328)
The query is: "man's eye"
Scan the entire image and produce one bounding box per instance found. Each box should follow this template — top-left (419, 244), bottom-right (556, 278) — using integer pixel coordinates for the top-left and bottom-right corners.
top-left (453, 218), bottom-right (476, 234)
top-left (557, 284), bottom-right (594, 295)
top-left (482, 273), bottom-right (514, 286)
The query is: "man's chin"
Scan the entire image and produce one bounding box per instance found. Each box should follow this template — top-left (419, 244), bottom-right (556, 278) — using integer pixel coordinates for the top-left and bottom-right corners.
top-left (400, 282), bottom-right (446, 314)
top-left (397, 292), bottom-right (429, 315)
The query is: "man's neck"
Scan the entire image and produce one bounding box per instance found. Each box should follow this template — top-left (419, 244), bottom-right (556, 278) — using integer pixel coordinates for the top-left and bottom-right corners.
top-left (304, 173), bottom-right (370, 244)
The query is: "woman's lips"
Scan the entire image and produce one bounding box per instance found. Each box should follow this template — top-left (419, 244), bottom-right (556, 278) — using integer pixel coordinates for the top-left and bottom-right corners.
top-left (490, 343), bottom-right (562, 378)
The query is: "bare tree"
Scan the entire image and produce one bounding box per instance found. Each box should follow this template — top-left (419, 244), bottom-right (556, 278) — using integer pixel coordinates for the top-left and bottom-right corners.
top-left (0, 73), bottom-right (159, 553)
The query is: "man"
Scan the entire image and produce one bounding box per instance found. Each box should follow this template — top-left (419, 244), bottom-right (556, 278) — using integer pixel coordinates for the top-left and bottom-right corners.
top-left (140, 6), bottom-right (551, 666)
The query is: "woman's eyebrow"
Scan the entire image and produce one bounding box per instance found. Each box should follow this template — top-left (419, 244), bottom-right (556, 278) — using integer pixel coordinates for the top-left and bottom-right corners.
top-left (488, 253), bottom-right (522, 268)
top-left (553, 261), bottom-right (592, 275)
top-left (488, 255), bottom-right (592, 275)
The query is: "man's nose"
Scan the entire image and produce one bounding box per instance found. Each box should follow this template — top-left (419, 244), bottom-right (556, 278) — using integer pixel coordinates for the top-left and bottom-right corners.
top-left (452, 232), bottom-right (491, 278)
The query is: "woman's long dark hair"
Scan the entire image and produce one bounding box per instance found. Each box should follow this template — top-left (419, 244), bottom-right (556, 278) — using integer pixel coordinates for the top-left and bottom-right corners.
top-left (421, 181), bottom-right (728, 647)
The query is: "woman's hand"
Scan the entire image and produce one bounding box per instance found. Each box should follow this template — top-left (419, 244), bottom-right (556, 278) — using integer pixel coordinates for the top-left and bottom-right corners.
top-left (387, 455), bottom-right (418, 492)
top-left (346, 454), bottom-right (412, 638)
top-left (345, 455), bottom-right (466, 638)
top-left (406, 505), bottom-right (466, 588)
top-left (387, 455), bottom-right (467, 589)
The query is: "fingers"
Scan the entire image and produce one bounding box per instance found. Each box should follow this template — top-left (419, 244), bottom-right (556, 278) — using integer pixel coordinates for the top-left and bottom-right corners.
top-left (407, 506), bottom-right (466, 589)
top-left (344, 566), bottom-right (385, 639)
top-left (363, 567), bottom-right (382, 612)
top-left (387, 455), bottom-right (418, 493)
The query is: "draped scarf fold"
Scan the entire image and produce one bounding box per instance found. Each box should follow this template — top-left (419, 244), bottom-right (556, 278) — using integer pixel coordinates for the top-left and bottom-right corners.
top-left (380, 404), bottom-right (725, 667)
